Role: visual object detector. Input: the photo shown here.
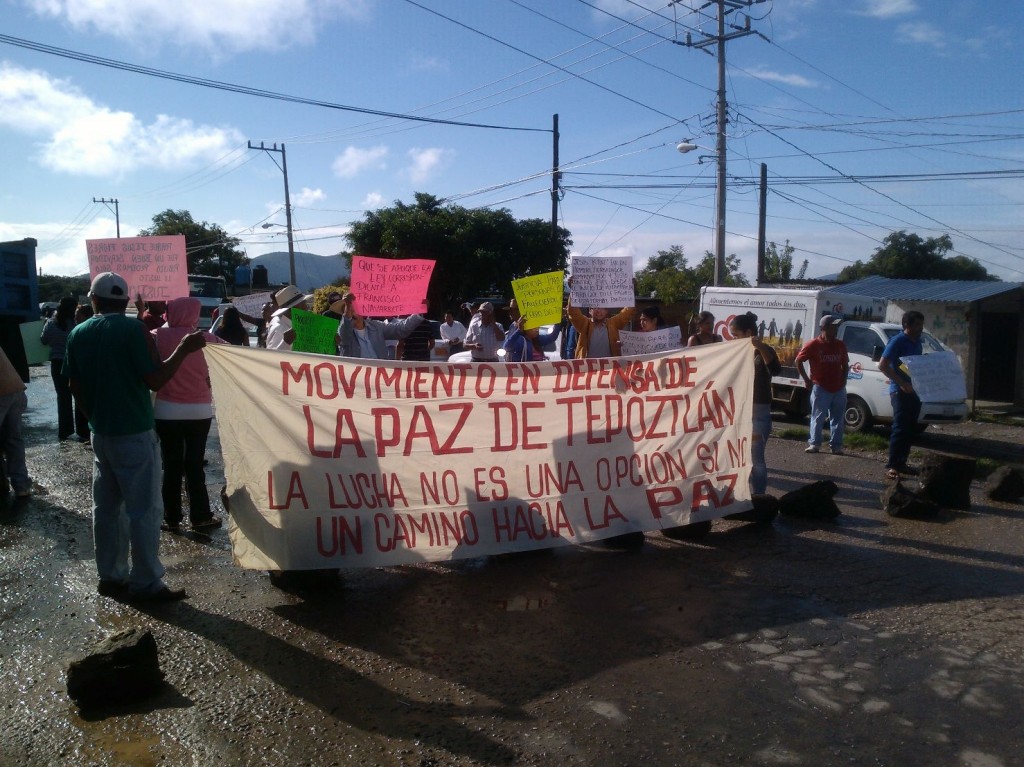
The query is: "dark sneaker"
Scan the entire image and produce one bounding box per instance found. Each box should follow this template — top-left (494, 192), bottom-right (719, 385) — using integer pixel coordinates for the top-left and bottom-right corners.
top-left (130, 586), bottom-right (188, 603)
top-left (896, 464), bottom-right (920, 476)
top-left (192, 517), bottom-right (222, 533)
top-left (161, 522), bottom-right (183, 534)
top-left (97, 580), bottom-right (129, 598)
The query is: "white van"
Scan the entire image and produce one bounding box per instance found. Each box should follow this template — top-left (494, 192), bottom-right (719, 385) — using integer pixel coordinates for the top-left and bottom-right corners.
top-left (700, 287), bottom-right (969, 432)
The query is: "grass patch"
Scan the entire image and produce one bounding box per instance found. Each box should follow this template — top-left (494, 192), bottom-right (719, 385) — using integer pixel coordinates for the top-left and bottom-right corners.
top-left (974, 457), bottom-right (1000, 481)
top-left (775, 426), bottom-right (888, 453)
top-left (843, 432), bottom-right (889, 452)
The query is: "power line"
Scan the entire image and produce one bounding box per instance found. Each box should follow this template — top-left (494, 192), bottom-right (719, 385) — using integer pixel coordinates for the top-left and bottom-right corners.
top-left (0, 33), bottom-right (549, 134)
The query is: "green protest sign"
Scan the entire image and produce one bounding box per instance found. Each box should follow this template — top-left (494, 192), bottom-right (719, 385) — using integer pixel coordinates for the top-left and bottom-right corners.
top-left (290, 309), bottom-right (340, 355)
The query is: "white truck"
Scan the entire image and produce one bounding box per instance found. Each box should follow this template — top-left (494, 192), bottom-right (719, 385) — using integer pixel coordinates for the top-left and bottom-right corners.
top-left (699, 286), bottom-right (969, 432)
top-left (188, 274), bottom-right (228, 330)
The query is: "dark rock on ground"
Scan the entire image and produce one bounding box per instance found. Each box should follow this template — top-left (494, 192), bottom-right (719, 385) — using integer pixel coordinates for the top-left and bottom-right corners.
top-left (67, 627), bottom-right (165, 709)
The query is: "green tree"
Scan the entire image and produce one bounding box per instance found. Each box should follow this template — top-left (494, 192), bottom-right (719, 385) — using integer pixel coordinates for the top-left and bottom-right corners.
top-left (634, 245), bottom-right (694, 303)
top-left (38, 274), bottom-right (90, 303)
top-left (763, 240), bottom-right (807, 282)
top-left (634, 245), bottom-right (749, 303)
top-left (138, 209), bottom-right (247, 285)
top-left (346, 193), bottom-right (571, 313)
top-left (694, 251), bottom-right (750, 288)
top-left (838, 231), bottom-right (997, 282)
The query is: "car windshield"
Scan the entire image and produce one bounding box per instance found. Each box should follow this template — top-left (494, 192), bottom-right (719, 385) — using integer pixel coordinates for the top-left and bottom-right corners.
top-left (188, 278), bottom-right (226, 299)
top-left (882, 328), bottom-right (947, 353)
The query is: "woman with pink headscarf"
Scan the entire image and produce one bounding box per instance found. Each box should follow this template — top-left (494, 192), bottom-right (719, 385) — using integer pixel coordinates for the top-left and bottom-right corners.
top-left (152, 297), bottom-right (225, 534)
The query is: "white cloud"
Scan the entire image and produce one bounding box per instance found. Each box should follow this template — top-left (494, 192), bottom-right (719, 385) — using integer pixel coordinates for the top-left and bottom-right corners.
top-left (293, 187), bottom-right (326, 207)
top-left (23, 0), bottom-right (370, 53)
top-left (744, 68), bottom-right (817, 88)
top-left (859, 0), bottom-right (917, 18)
top-left (405, 147), bottom-right (454, 184)
top-left (332, 146), bottom-right (389, 179)
top-left (897, 21), bottom-right (945, 48)
top-left (0, 63), bottom-right (243, 176)
top-left (361, 192), bottom-right (384, 208)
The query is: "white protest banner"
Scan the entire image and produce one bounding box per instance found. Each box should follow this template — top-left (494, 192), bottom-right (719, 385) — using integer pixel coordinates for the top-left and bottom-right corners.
top-left (350, 256), bottom-right (433, 317)
top-left (86, 235), bottom-right (188, 301)
top-left (902, 351), bottom-right (967, 402)
top-left (570, 256), bottom-right (634, 308)
top-left (620, 327), bottom-right (682, 356)
top-left (206, 342), bottom-right (755, 571)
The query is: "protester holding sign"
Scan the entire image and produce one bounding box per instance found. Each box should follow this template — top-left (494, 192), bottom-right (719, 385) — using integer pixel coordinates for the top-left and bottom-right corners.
top-left (503, 315), bottom-right (561, 362)
top-left (152, 297), bottom-right (226, 534)
top-left (879, 310), bottom-right (925, 480)
top-left (337, 293), bottom-right (426, 359)
top-left (266, 285), bottom-right (308, 351)
top-left (566, 292), bottom-right (635, 359)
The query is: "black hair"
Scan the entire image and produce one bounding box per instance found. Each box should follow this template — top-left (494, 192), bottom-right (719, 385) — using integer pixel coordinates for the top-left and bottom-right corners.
top-left (640, 305), bottom-right (666, 328)
top-left (902, 310), bottom-right (925, 329)
top-left (55, 296), bottom-right (77, 331)
top-left (730, 311), bottom-right (758, 333)
top-left (696, 310), bottom-right (715, 324)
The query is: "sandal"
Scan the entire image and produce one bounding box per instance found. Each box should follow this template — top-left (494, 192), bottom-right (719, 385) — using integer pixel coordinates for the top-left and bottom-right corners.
top-left (885, 468), bottom-right (900, 481)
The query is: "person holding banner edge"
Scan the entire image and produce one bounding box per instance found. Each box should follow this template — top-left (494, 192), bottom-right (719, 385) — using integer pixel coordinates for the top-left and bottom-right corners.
top-left (729, 311), bottom-right (782, 497)
top-left (879, 310), bottom-right (925, 480)
top-left (64, 272), bottom-right (207, 602)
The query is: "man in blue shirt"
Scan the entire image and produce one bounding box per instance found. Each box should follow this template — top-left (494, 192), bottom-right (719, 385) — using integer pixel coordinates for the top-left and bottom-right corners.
top-left (878, 310), bottom-right (925, 479)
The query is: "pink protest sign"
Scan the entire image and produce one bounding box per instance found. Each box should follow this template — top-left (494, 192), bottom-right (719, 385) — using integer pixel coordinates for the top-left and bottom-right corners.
top-left (86, 235), bottom-right (189, 301)
top-left (350, 255), bottom-right (434, 317)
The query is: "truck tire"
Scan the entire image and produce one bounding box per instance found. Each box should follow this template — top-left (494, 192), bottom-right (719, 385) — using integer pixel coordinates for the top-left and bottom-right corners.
top-left (844, 395), bottom-right (873, 433)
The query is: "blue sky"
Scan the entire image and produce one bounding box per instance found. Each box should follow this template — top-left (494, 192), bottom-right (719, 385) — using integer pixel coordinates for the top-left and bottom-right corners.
top-left (2, 0), bottom-right (1022, 286)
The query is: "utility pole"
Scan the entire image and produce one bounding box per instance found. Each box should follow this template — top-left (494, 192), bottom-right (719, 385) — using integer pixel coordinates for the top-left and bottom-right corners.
top-left (93, 197), bottom-right (120, 238)
top-left (677, 0), bottom-right (767, 285)
top-left (550, 114), bottom-right (561, 242)
top-left (757, 162), bottom-right (767, 285)
top-left (248, 141), bottom-right (296, 286)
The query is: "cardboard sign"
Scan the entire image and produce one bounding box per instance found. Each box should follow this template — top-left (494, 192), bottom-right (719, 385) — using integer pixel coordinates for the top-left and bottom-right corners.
top-left (511, 271), bottom-right (564, 329)
top-left (86, 235), bottom-right (188, 301)
top-left (229, 292), bottom-right (273, 329)
top-left (570, 256), bottom-right (634, 308)
top-left (206, 341), bottom-right (755, 570)
top-left (350, 256), bottom-right (433, 317)
top-left (902, 351), bottom-right (967, 402)
top-left (19, 320), bottom-right (48, 366)
top-left (619, 327), bottom-right (683, 356)
top-left (290, 309), bottom-right (340, 355)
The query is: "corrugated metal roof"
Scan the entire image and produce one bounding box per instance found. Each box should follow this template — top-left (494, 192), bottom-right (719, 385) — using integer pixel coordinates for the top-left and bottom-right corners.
top-left (838, 276), bottom-right (1024, 303)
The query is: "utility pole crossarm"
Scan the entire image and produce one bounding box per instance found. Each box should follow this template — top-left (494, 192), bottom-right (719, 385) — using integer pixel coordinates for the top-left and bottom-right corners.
top-left (248, 140), bottom-right (297, 286)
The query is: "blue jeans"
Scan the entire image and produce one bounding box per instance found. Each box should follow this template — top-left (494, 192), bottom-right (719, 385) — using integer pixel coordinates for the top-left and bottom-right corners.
top-left (888, 390), bottom-right (921, 469)
top-left (91, 430), bottom-right (167, 595)
top-left (155, 418), bottom-right (213, 525)
top-left (751, 403), bottom-right (772, 495)
top-left (808, 385), bottom-right (847, 450)
top-left (0, 390), bottom-right (29, 494)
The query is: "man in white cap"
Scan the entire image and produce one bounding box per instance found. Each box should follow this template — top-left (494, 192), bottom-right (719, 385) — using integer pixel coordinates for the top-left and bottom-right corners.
top-left (796, 314), bottom-right (850, 455)
top-left (463, 302), bottom-right (506, 362)
top-left (265, 285), bottom-right (308, 351)
top-left (64, 272), bottom-right (207, 601)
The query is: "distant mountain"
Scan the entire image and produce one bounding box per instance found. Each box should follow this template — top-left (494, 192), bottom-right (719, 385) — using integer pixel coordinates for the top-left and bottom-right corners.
top-left (249, 251), bottom-right (350, 292)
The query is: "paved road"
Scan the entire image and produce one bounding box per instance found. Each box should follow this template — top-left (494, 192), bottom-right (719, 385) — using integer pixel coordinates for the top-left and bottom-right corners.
top-left (2, 368), bottom-right (1022, 767)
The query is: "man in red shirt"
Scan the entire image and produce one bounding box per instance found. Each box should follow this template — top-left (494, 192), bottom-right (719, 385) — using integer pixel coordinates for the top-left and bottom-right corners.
top-left (796, 315), bottom-right (850, 455)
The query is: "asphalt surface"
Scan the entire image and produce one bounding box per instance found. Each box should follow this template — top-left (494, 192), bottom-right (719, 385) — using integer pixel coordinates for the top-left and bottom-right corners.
top-left (2, 366), bottom-right (1023, 767)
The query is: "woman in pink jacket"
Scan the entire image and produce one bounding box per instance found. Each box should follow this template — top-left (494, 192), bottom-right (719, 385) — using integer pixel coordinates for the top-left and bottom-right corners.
top-left (152, 297), bottom-right (225, 534)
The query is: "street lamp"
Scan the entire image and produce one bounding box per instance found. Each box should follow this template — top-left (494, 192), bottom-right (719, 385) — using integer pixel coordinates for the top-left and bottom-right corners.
top-left (678, 139), bottom-right (726, 287)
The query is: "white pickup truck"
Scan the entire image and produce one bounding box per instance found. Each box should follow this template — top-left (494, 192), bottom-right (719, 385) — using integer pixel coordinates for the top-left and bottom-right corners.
top-left (700, 287), bottom-right (969, 432)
